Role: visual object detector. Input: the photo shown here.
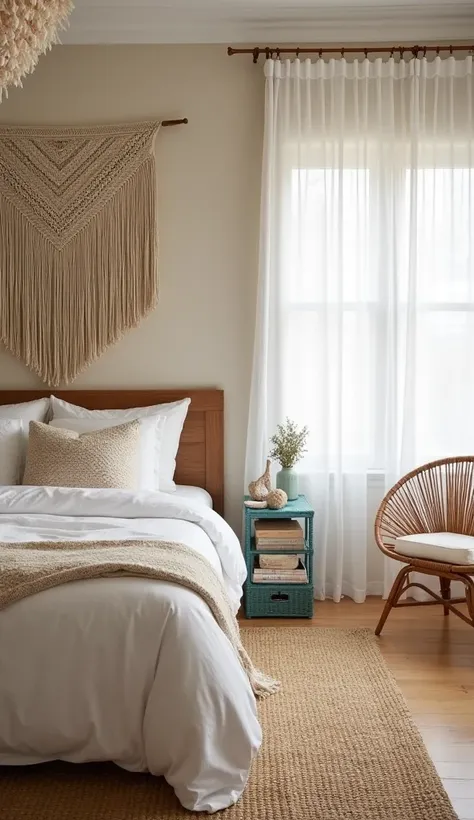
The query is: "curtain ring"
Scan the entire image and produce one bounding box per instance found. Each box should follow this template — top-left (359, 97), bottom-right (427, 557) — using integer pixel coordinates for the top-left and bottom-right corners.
top-left (390, 47), bottom-right (394, 58)
top-left (276, 47), bottom-right (281, 60)
top-left (319, 48), bottom-right (323, 58)
top-left (450, 44), bottom-right (453, 55)
top-left (265, 47), bottom-right (270, 60)
top-left (295, 47), bottom-right (300, 58)
top-left (423, 46), bottom-right (427, 58)
top-left (436, 46), bottom-right (440, 55)
top-left (341, 47), bottom-right (345, 58)
top-left (252, 47), bottom-right (259, 64)
top-left (364, 48), bottom-right (368, 58)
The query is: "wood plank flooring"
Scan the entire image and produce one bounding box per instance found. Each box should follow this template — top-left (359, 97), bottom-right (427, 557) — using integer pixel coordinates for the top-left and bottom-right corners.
top-left (241, 598), bottom-right (474, 819)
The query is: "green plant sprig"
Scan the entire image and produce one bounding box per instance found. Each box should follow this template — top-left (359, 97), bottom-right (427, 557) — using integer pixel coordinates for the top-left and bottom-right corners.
top-left (269, 418), bottom-right (309, 469)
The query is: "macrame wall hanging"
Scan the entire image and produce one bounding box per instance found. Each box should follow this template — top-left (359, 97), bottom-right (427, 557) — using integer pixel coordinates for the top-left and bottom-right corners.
top-left (0, 120), bottom-right (160, 386)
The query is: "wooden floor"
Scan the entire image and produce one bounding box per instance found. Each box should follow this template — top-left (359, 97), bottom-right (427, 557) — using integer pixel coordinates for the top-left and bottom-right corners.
top-left (242, 598), bottom-right (474, 820)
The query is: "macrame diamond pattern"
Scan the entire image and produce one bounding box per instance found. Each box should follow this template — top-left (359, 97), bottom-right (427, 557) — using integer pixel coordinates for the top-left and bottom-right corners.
top-left (0, 122), bottom-right (158, 249)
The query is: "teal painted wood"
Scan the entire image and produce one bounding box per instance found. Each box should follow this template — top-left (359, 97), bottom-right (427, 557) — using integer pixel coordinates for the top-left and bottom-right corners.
top-left (243, 494), bottom-right (314, 618)
top-left (243, 494), bottom-right (313, 515)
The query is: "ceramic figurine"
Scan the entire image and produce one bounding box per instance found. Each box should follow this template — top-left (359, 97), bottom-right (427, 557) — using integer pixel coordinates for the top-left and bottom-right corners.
top-left (248, 459), bottom-right (272, 501)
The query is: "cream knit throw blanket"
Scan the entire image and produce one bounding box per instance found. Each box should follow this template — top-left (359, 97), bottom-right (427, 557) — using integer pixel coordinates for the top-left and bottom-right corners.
top-left (0, 538), bottom-right (280, 699)
top-left (0, 121), bottom-right (160, 386)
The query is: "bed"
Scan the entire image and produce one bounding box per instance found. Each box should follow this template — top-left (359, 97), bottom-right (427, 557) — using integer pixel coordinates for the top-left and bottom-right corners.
top-left (0, 389), bottom-right (262, 813)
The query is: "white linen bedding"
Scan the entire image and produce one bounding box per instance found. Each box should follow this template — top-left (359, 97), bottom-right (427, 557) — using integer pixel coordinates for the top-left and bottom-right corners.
top-left (174, 484), bottom-right (213, 509)
top-left (0, 487), bottom-right (258, 813)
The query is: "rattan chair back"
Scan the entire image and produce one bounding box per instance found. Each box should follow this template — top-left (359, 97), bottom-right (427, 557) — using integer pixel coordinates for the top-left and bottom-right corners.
top-left (374, 456), bottom-right (474, 633)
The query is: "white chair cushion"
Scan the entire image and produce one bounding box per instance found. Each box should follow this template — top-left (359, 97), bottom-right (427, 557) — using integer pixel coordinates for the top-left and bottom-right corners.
top-left (395, 532), bottom-right (474, 565)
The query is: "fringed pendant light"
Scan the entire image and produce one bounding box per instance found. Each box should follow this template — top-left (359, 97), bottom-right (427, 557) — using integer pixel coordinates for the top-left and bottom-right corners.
top-left (0, 1), bottom-right (74, 102)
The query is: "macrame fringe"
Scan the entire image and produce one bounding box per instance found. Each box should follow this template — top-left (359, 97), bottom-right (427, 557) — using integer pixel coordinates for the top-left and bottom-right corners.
top-left (0, 158), bottom-right (157, 386)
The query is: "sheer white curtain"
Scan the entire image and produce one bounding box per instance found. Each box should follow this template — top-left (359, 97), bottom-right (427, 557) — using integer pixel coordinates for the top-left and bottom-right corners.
top-left (245, 55), bottom-right (474, 602)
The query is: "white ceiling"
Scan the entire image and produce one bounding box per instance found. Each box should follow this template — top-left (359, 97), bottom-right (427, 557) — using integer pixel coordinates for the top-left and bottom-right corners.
top-left (62, 1), bottom-right (474, 45)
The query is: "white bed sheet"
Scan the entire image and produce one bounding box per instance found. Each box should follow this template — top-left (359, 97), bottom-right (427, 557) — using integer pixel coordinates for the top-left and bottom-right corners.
top-left (0, 487), bottom-right (257, 813)
top-left (174, 484), bottom-right (213, 508)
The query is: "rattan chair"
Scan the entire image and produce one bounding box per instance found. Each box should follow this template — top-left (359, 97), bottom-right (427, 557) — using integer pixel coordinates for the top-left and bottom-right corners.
top-left (374, 456), bottom-right (474, 635)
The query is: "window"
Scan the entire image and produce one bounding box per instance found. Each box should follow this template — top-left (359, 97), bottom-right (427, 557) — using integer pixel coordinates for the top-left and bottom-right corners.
top-left (281, 160), bottom-right (474, 471)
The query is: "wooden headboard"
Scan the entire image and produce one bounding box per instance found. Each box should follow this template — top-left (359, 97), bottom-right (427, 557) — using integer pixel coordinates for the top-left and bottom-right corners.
top-left (0, 389), bottom-right (224, 516)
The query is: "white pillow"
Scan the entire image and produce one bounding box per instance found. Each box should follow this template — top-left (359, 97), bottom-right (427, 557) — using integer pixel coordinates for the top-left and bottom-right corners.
top-left (50, 395), bottom-right (191, 492)
top-left (0, 419), bottom-right (26, 484)
top-left (50, 416), bottom-right (164, 492)
top-left (0, 398), bottom-right (49, 423)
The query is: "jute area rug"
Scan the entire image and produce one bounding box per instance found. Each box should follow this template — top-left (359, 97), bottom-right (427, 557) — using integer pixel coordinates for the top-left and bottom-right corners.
top-left (0, 627), bottom-right (457, 820)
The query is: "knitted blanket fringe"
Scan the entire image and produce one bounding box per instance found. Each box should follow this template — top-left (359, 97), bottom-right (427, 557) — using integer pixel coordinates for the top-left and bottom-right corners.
top-left (0, 538), bottom-right (280, 699)
top-left (0, 122), bottom-right (160, 386)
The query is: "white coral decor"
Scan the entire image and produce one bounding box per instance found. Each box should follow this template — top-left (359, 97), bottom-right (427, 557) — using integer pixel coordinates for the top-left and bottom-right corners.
top-left (0, 1), bottom-right (73, 102)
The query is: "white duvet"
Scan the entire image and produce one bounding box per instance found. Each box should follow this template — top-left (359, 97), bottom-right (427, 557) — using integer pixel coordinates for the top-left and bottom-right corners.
top-left (0, 486), bottom-right (260, 813)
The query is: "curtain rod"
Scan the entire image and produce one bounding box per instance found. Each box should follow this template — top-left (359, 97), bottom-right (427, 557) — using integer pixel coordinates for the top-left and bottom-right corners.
top-left (162, 118), bottom-right (188, 127)
top-left (227, 45), bottom-right (474, 63)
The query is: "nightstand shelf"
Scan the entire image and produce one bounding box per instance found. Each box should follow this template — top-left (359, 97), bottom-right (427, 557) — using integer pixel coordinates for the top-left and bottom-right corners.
top-left (243, 494), bottom-right (314, 619)
top-left (249, 549), bottom-right (311, 554)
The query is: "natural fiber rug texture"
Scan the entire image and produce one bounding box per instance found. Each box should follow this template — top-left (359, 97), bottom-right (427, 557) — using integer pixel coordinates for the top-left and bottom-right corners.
top-left (0, 627), bottom-right (457, 820)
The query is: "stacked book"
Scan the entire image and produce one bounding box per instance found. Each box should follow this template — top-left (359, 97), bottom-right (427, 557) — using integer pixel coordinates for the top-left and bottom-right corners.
top-left (253, 559), bottom-right (308, 584)
top-left (254, 519), bottom-right (305, 550)
top-left (252, 520), bottom-right (308, 583)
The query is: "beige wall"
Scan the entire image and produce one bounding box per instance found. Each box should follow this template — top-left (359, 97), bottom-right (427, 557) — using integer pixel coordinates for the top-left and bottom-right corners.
top-left (0, 45), bottom-right (264, 532)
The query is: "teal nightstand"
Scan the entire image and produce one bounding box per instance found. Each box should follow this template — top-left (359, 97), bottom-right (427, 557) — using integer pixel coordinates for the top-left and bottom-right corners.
top-left (243, 494), bottom-right (314, 618)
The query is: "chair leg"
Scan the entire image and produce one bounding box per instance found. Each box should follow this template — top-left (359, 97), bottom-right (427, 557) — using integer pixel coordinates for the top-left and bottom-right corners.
top-left (464, 575), bottom-right (474, 627)
top-left (375, 565), bottom-right (411, 636)
top-left (440, 577), bottom-right (451, 616)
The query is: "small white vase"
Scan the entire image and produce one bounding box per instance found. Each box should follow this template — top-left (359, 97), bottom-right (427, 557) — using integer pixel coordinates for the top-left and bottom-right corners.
top-left (276, 467), bottom-right (298, 501)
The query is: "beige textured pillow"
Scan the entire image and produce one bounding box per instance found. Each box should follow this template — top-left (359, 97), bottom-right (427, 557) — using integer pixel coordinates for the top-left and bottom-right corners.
top-left (23, 420), bottom-right (140, 489)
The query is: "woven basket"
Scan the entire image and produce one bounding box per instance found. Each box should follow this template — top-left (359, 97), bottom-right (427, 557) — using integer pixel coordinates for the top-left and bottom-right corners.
top-left (245, 583), bottom-right (313, 618)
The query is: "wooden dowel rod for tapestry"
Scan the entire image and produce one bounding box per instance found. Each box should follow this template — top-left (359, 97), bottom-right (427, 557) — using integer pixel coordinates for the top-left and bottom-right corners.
top-left (162, 118), bottom-right (188, 127)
